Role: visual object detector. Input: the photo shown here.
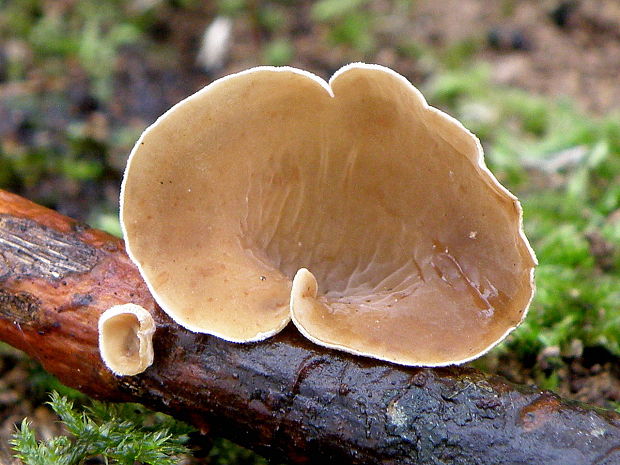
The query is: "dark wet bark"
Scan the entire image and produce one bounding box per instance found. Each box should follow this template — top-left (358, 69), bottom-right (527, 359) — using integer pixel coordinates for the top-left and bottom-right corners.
top-left (0, 189), bottom-right (619, 465)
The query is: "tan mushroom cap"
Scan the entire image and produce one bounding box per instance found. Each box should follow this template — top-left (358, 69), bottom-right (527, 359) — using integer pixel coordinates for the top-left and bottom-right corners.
top-left (121, 63), bottom-right (536, 363)
top-left (98, 304), bottom-right (155, 376)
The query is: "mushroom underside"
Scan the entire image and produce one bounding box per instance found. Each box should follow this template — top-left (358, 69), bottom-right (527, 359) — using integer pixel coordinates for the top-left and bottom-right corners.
top-left (122, 66), bottom-right (535, 364)
top-left (241, 142), bottom-right (532, 365)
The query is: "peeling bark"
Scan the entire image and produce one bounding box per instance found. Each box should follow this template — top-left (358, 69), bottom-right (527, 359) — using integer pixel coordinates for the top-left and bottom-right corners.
top-left (0, 189), bottom-right (619, 465)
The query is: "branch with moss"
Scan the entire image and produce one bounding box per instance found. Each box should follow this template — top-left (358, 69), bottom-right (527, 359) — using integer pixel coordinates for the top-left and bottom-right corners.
top-left (0, 189), bottom-right (619, 465)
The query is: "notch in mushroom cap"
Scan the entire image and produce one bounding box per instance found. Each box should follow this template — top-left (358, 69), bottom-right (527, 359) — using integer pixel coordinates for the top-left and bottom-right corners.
top-left (121, 63), bottom-right (536, 364)
top-left (99, 304), bottom-right (155, 376)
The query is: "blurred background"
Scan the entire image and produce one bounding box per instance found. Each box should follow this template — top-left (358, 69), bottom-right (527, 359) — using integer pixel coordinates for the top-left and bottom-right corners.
top-left (0, 0), bottom-right (619, 463)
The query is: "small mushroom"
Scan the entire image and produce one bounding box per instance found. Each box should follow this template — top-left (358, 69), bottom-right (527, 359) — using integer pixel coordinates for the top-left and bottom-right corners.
top-left (98, 304), bottom-right (155, 376)
top-left (121, 64), bottom-right (536, 364)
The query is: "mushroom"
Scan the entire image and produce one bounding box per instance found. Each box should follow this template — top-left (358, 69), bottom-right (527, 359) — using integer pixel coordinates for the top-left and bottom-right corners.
top-left (121, 63), bottom-right (536, 365)
top-left (98, 304), bottom-right (155, 376)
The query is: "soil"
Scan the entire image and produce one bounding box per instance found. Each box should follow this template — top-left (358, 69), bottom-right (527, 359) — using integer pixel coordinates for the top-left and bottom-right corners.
top-left (481, 347), bottom-right (620, 407)
top-left (0, 0), bottom-right (619, 463)
top-left (410, 0), bottom-right (620, 114)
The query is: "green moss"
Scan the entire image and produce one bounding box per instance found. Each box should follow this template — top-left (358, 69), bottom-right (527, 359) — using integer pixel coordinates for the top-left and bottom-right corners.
top-left (311, 0), bottom-right (371, 22)
top-left (11, 392), bottom-right (194, 465)
top-left (263, 38), bottom-right (295, 66)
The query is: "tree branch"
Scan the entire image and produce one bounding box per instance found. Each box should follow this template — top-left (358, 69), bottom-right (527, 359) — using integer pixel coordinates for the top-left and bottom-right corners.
top-left (0, 189), bottom-right (619, 465)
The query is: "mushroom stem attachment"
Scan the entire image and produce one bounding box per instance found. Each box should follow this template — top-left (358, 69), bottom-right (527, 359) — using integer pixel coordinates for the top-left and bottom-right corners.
top-left (98, 304), bottom-right (155, 376)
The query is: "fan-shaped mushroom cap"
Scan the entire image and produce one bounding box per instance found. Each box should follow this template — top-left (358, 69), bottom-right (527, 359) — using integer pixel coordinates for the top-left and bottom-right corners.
top-left (98, 304), bottom-right (155, 376)
top-left (121, 63), bottom-right (536, 363)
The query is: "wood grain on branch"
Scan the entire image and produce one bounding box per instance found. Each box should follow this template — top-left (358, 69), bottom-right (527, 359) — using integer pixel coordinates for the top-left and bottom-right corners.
top-left (0, 189), bottom-right (619, 465)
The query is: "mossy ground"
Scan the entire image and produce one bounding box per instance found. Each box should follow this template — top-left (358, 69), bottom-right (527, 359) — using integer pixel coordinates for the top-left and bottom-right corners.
top-left (1, 1), bottom-right (618, 463)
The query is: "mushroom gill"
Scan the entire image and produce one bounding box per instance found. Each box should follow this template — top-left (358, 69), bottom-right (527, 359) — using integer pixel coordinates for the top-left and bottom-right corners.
top-left (121, 64), bottom-right (536, 365)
